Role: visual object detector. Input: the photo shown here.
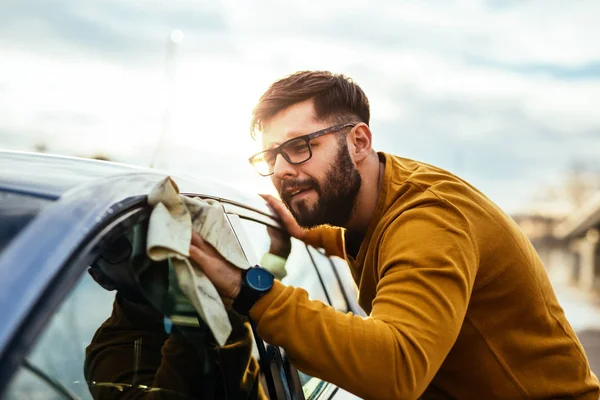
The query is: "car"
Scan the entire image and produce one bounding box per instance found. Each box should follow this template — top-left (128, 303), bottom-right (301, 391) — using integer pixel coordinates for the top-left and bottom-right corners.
top-left (0, 150), bottom-right (364, 400)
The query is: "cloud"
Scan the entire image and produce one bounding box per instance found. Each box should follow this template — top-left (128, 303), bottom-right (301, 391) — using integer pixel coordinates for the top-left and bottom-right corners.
top-left (0, 0), bottom-right (229, 60)
top-left (0, 0), bottom-right (598, 214)
top-left (220, 0), bottom-right (600, 67)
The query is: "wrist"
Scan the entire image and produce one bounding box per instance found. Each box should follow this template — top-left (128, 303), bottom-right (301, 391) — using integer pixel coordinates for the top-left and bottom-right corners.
top-left (231, 270), bottom-right (242, 300)
top-left (298, 228), bottom-right (311, 242)
top-left (232, 266), bottom-right (274, 316)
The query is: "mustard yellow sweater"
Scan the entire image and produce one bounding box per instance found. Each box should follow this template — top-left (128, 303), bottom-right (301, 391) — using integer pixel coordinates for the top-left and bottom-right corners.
top-left (250, 152), bottom-right (599, 400)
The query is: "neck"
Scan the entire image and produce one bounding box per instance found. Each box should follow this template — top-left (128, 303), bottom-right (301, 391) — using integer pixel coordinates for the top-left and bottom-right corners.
top-left (344, 152), bottom-right (385, 234)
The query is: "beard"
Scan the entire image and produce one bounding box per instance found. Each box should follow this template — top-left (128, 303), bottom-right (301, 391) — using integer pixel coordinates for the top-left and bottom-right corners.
top-left (280, 140), bottom-right (362, 228)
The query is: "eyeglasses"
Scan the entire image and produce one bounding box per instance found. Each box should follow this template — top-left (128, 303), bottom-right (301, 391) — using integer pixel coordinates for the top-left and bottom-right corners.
top-left (248, 123), bottom-right (356, 176)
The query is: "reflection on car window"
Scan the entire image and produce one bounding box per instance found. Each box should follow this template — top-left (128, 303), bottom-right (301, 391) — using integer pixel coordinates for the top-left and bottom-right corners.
top-left (0, 191), bottom-right (52, 253)
top-left (5, 214), bottom-right (267, 400)
top-left (238, 219), bottom-right (330, 305)
top-left (7, 359), bottom-right (79, 399)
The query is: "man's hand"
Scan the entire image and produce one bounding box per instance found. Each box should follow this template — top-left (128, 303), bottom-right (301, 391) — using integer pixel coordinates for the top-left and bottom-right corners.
top-left (266, 226), bottom-right (292, 258)
top-left (189, 231), bottom-right (242, 300)
top-left (260, 194), bottom-right (306, 241)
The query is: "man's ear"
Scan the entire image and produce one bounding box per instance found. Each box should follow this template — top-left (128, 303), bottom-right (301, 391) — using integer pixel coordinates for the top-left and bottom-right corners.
top-left (349, 123), bottom-right (373, 163)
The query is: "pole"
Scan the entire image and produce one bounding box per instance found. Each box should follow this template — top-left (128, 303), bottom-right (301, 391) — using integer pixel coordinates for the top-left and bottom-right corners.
top-left (150, 29), bottom-right (184, 168)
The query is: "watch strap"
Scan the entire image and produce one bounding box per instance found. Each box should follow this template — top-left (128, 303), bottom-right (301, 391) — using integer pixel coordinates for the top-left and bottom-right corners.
top-left (232, 268), bottom-right (264, 316)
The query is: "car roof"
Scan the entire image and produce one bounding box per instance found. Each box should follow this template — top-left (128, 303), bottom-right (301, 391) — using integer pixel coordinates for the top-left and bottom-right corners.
top-left (0, 150), bottom-right (270, 212)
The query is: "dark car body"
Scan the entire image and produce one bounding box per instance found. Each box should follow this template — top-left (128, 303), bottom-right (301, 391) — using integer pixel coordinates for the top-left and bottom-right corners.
top-left (0, 151), bottom-right (362, 400)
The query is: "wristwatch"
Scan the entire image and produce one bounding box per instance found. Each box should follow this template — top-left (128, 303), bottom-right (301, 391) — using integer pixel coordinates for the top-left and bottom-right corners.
top-left (232, 265), bottom-right (275, 316)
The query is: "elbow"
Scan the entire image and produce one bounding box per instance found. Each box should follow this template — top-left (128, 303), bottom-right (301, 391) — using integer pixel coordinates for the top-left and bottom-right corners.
top-left (386, 332), bottom-right (434, 399)
top-left (388, 380), bottom-right (424, 400)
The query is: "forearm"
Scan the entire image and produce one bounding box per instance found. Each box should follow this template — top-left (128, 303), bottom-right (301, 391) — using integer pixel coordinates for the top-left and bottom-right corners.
top-left (250, 282), bottom-right (458, 400)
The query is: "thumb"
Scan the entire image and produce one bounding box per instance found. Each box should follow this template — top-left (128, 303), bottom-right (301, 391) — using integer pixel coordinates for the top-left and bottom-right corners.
top-left (259, 193), bottom-right (276, 202)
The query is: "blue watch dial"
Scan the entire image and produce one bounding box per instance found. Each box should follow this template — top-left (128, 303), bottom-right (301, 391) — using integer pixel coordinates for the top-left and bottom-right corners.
top-left (246, 267), bottom-right (274, 292)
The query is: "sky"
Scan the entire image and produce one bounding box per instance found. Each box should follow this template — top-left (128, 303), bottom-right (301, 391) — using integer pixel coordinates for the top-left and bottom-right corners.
top-left (0, 0), bottom-right (599, 214)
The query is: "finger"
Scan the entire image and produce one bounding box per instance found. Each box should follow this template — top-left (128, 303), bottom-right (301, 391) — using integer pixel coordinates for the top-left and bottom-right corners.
top-left (260, 194), bottom-right (285, 214)
top-left (260, 193), bottom-right (282, 206)
top-left (263, 194), bottom-right (287, 215)
top-left (190, 231), bottom-right (204, 247)
top-left (189, 246), bottom-right (225, 281)
top-left (259, 193), bottom-right (272, 201)
top-left (273, 201), bottom-right (297, 225)
top-left (189, 245), bottom-right (210, 267)
top-left (261, 194), bottom-right (305, 238)
top-left (191, 232), bottom-right (220, 256)
top-left (189, 245), bottom-right (234, 276)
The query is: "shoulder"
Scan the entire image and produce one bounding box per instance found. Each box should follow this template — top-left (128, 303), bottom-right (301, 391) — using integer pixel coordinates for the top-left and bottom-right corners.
top-left (376, 179), bottom-right (480, 266)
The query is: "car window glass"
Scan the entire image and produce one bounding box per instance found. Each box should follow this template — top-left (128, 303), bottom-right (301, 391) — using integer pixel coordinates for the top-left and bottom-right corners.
top-left (305, 246), bottom-right (348, 313)
top-left (4, 213), bottom-right (268, 400)
top-left (6, 360), bottom-right (78, 400)
top-left (238, 218), bottom-right (348, 312)
top-left (237, 219), bottom-right (330, 305)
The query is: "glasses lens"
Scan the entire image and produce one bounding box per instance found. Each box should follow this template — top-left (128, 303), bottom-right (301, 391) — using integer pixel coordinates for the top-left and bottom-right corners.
top-left (250, 151), bottom-right (274, 176)
top-left (281, 139), bottom-right (311, 164)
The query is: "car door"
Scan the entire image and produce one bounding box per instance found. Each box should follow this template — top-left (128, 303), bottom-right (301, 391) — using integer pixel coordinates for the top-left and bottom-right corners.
top-left (222, 203), bottom-right (363, 400)
top-left (1, 200), bottom-right (294, 399)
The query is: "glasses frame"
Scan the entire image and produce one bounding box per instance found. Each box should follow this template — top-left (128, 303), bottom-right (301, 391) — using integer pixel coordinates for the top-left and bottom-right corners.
top-left (249, 123), bottom-right (356, 176)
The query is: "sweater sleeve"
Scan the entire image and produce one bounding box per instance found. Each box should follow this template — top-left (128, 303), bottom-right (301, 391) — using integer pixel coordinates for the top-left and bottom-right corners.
top-left (249, 200), bottom-right (479, 400)
top-left (302, 225), bottom-right (345, 258)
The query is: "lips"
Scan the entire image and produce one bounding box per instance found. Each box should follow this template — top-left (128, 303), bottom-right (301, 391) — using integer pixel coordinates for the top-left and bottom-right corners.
top-left (285, 188), bottom-right (313, 203)
top-left (281, 182), bottom-right (315, 202)
top-left (288, 187), bottom-right (311, 197)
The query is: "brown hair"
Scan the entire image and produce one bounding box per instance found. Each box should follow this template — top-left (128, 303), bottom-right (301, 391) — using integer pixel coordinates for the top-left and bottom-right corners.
top-left (250, 71), bottom-right (370, 139)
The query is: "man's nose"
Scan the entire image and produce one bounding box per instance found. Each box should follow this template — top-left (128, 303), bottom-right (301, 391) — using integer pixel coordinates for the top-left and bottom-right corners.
top-left (272, 153), bottom-right (298, 180)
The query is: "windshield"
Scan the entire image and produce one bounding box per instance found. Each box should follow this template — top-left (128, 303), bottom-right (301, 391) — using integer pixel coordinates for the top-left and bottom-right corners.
top-left (0, 191), bottom-right (53, 253)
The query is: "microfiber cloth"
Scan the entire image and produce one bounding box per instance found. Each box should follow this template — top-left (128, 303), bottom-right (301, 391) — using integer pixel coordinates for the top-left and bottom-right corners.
top-left (146, 177), bottom-right (251, 346)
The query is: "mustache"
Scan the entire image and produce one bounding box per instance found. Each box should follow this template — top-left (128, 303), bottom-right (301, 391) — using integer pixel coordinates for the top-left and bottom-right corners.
top-left (279, 179), bottom-right (318, 200)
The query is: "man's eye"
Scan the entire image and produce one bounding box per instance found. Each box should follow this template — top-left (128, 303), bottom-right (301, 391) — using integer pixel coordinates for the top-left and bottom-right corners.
top-left (288, 142), bottom-right (308, 153)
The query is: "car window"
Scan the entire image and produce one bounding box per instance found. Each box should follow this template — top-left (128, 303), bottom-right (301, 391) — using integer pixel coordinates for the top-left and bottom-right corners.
top-left (4, 360), bottom-right (79, 400)
top-left (237, 218), bottom-right (348, 312)
top-left (0, 190), bottom-right (53, 253)
top-left (237, 218), bottom-right (349, 399)
top-left (237, 219), bottom-right (330, 305)
top-left (305, 246), bottom-right (349, 313)
top-left (4, 210), bottom-right (268, 400)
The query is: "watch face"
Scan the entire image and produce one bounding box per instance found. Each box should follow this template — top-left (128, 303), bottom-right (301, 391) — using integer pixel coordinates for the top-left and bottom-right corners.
top-left (246, 267), bottom-right (274, 292)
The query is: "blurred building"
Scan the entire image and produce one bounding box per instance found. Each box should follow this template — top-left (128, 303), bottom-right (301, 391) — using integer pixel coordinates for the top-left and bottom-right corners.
top-left (554, 193), bottom-right (600, 291)
top-left (513, 193), bottom-right (600, 291)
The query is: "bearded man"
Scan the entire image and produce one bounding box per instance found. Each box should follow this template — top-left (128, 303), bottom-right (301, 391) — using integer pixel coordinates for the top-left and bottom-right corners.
top-left (188, 70), bottom-right (599, 400)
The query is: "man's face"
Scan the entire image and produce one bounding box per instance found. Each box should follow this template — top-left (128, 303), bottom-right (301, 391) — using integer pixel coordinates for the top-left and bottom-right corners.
top-left (260, 100), bottom-right (362, 228)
